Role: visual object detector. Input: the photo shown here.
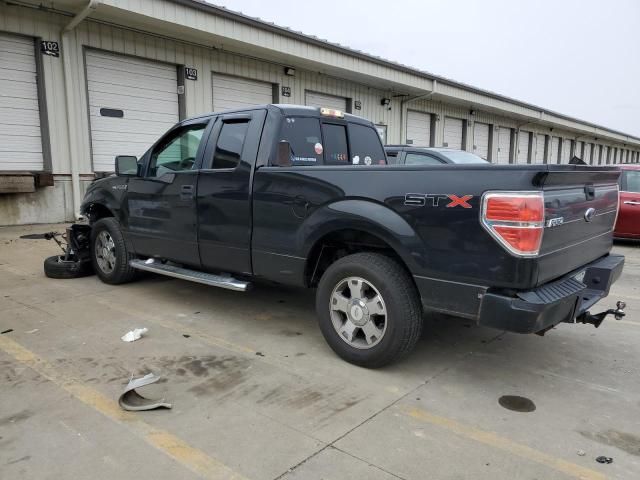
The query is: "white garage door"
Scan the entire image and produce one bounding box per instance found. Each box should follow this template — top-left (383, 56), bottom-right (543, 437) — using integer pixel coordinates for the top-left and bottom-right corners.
top-left (443, 117), bottom-right (463, 149)
top-left (584, 143), bottom-right (592, 164)
top-left (560, 138), bottom-right (571, 163)
top-left (496, 127), bottom-right (511, 164)
top-left (305, 91), bottom-right (347, 112)
top-left (212, 73), bottom-right (273, 111)
top-left (534, 134), bottom-right (545, 163)
top-left (517, 130), bottom-right (530, 163)
top-left (406, 111), bottom-right (431, 146)
top-left (549, 137), bottom-right (560, 164)
top-left (473, 122), bottom-right (490, 160)
top-left (86, 50), bottom-right (179, 172)
top-left (0, 33), bottom-right (43, 171)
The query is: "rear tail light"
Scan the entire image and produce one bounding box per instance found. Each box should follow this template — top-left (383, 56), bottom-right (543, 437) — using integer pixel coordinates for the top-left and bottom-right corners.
top-left (481, 192), bottom-right (545, 256)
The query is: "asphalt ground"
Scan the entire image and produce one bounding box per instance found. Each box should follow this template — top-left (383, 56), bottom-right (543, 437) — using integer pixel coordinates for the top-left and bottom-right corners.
top-left (1, 224), bottom-right (638, 479)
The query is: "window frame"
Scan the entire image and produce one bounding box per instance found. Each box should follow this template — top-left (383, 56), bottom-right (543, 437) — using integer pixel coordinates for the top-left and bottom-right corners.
top-left (201, 114), bottom-right (253, 171)
top-left (403, 152), bottom-right (446, 166)
top-left (144, 120), bottom-right (211, 178)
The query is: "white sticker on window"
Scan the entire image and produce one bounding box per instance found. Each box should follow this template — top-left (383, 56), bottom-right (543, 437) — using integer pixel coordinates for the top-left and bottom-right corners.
top-left (352, 155), bottom-right (360, 164)
top-left (314, 143), bottom-right (323, 155)
top-left (364, 156), bottom-right (372, 165)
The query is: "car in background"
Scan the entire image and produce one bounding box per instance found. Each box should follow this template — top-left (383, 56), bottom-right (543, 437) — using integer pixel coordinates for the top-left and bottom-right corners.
top-left (385, 145), bottom-right (489, 165)
top-left (614, 164), bottom-right (640, 239)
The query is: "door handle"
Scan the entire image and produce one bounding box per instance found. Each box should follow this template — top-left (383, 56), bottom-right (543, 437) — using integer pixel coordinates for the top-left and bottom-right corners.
top-left (180, 184), bottom-right (195, 200)
top-left (623, 201), bottom-right (640, 206)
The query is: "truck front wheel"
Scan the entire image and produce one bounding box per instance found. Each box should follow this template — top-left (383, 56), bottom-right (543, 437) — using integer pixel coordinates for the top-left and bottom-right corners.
top-left (90, 218), bottom-right (138, 285)
top-left (315, 252), bottom-right (423, 368)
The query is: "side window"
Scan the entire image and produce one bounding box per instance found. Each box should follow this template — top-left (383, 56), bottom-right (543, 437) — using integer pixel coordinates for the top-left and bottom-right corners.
top-left (624, 171), bottom-right (640, 192)
top-left (323, 123), bottom-right (349, 164)
top-left (278, 117), bottom-right (322, 165)
top-left (405, 153), bottom-right (444, 165)
top-left (348, 123), bottom-right (386, 165)
top-left (148, 124), bottom-right (206, 177)
top-left (212, 121), bottom-right (249, 169)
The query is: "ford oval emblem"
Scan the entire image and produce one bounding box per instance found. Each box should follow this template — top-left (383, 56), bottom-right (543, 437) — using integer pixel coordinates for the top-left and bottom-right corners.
top-left (584, 207), bottom-right (596, 222)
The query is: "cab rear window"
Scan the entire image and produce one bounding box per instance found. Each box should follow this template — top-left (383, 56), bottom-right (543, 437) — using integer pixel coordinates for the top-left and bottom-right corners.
top-left (348, 123), bottom-right (386, 165)
top-left (279, 117), bottom-right (322, 165)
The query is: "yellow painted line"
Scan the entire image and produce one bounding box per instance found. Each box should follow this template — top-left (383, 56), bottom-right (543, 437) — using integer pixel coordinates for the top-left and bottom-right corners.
top-left (403, 406), bottom-right (606, 480)
top-left (0, 335), bottom-right (247, 480)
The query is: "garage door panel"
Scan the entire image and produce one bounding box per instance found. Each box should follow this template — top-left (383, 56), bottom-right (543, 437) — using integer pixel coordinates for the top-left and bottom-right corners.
top-left (560, 139), bottom-right (571, 163)
top-left (550, 137), bottom-right (560, 163)
top-left (0, 51), bottom-right (37, 72)
top-left (86, 50), bottom-right (179, 171)
top-left (88, 81), bottom-right (178, 104)
top-left (0, 33), bottom-right (43, 171)
top-left (0, 123), bottom-right (41, 137)
top-left (86, 65), bottom-right (177, 94)
top-left (473, 122), bottom-right (489, 159)
top-left (443, 117), bottom-right (463, 149)
top-left (305, 91), bottom-right (348, 111)
top-left (213, 73), bottom-right (273, 111)
top-left (88, 108), bottom-right (176, 126)
top-left (406, 111), bottom-right (431, 147)
top-left (86, 51), bottom-right (176, 79)
top-left (0, 107), bottom-right (41, 127)
top-left (90, 128), bottom-right (171, 144)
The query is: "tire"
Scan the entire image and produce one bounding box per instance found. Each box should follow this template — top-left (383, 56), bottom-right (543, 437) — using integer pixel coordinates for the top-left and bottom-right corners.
top-left (43, 255), bottom-right (93, 279)
top-left (315, 252), bottom-right (423, 368)
top-left (90, 217), bottom-right (138, 285)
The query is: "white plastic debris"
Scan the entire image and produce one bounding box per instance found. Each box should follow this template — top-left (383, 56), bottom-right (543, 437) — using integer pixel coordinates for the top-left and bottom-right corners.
top-left (144, 258), bottom-right (155, 264)
top-left (119, 372), bottom-right (172, 411)
top-left (121, 328), bottom-right (148, 342)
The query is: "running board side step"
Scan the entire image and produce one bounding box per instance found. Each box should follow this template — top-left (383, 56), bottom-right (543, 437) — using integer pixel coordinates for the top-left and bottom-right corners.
top-left (129, 259), bottom-right (251, 292)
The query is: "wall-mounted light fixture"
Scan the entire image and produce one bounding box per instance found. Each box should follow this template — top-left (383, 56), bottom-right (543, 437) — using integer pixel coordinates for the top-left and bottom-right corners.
top-left (470, 109), bottom-right (476, 116)
top-left (284, 67), bottom-right (295, 76)
top-left (380, 97), bottom-right (391, 106)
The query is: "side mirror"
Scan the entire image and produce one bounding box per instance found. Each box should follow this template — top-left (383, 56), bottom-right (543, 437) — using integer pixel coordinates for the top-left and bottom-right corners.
top-left (275, 141), bottom-right (292, 167)
top-left (115, 155), bottom-right (139, 176)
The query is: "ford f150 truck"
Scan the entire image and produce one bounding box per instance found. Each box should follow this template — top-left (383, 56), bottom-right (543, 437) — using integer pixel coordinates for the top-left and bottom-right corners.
top-left (63, 104), bottom-right (625, 367)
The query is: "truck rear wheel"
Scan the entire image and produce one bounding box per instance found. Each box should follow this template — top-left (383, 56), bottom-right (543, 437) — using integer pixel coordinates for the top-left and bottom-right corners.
top-left (315, 252), bottom-right (423, 368)
top-left (90, 218), bottom-right (138, 285)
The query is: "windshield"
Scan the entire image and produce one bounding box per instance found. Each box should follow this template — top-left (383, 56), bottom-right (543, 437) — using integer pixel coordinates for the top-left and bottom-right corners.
top-left (438, 150), bottom-right (489, 164)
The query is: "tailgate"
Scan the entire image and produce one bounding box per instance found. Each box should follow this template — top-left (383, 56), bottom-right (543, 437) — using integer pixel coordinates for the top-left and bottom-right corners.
top-left (536, 167), bottom-right (620, 284)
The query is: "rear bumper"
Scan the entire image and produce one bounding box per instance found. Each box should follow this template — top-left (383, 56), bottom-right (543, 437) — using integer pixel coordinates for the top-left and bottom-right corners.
top-left (477, 254), bottom-right (625, 333)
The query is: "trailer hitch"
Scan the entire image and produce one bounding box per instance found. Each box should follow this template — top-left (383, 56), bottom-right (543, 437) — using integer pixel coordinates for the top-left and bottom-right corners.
top-left (577, 301), bottom-right (626, 328)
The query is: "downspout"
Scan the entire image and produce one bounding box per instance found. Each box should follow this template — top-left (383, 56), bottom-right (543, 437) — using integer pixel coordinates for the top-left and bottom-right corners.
top-left (400, 79), bottom-right (436, 144)
top-left (62, 0), bottom-right (99, 219)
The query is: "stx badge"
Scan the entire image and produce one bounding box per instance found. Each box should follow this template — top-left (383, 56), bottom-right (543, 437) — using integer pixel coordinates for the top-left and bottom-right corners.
top-left (404, 193), bottom-right (473, 208)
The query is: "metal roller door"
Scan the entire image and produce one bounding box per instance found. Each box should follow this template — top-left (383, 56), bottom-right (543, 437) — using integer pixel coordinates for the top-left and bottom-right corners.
top-left (305, 91), bottom-right (347, 111)
top-left (86, 50), bottom-right (179, 172)
top-left (560, 139), bottom-right (571, 163)
top-left (584, 143), bottom-right (592, 164)
top-left (212, 73), bottom-right (273, 111)
top-left (534, 134), bottom-right (545, 163)
top-left (406, 111), bottom-right (431, 146)
top-left (0, 33), bottom-right (43, 171)
top-left (603, 146), bottom-right (609, 164)
top-left (443, 117), bottom-right (463, 149)
top-left (473, 122), bottom-right (489, 159)
top-left (550, 137), bottom-right (560, 164)
top-left (496, 127), bottom-right (511, 164)
top-left (517, 130), bottom-right (530, 163)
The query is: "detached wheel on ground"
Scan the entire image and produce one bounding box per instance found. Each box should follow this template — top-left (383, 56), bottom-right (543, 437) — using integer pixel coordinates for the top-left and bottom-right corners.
top-left (90, 217), bottom-right (138, 285)
top-left (43, 255), bottom-right (93, 279)
top-left (315, 252), bottom-right (423, 368)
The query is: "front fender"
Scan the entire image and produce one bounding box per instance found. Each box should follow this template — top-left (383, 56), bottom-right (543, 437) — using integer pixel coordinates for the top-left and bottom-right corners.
top-left (299, 199), bottom-right (428, 274)
top-left (80, 177), bottom-right (128, 223)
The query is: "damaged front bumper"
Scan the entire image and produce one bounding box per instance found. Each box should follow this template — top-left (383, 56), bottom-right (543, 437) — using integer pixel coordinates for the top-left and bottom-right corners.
top-left (477, 254), bottom-right (625, 334)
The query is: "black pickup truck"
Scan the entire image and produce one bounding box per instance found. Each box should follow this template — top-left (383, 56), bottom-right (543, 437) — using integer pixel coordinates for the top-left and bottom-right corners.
top-left (60, 104), bottom-right (625, 367)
